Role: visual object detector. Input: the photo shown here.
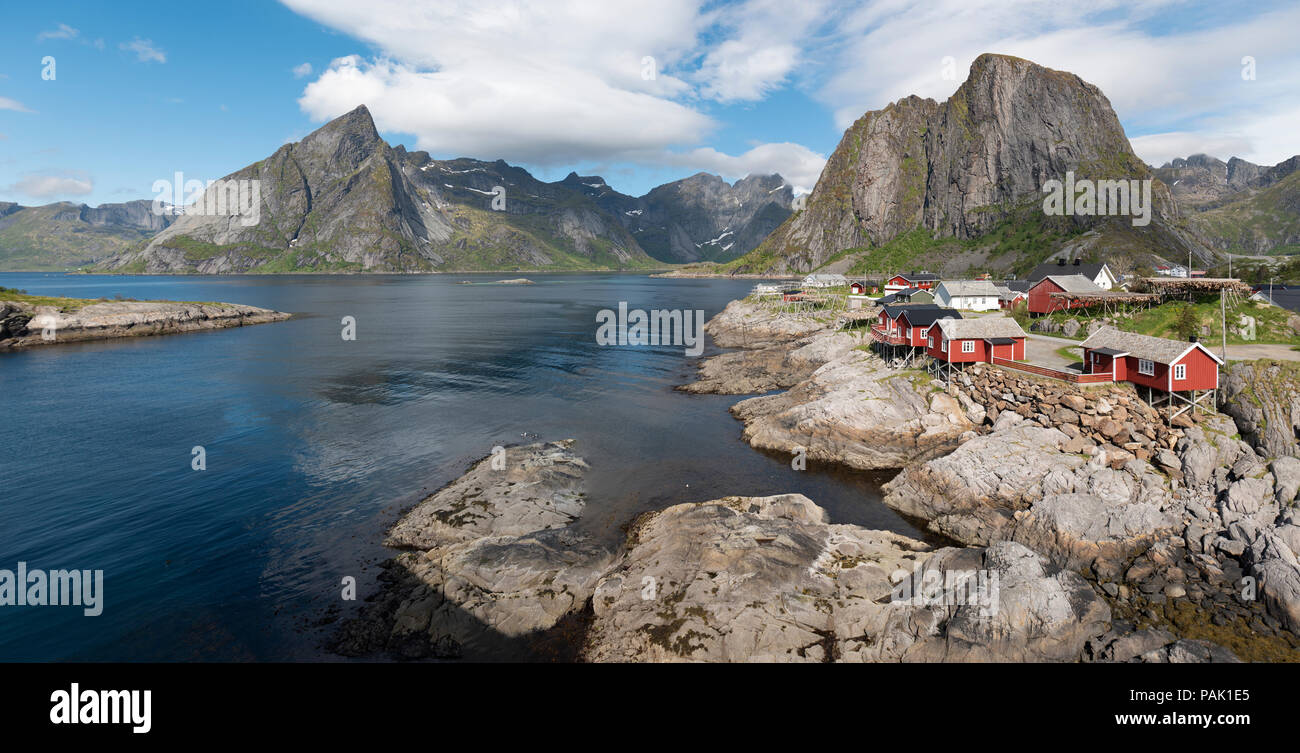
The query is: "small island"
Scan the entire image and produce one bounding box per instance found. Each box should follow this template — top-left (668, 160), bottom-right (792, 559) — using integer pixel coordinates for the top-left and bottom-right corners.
top-left (0, 287), bottom-right (291, 350)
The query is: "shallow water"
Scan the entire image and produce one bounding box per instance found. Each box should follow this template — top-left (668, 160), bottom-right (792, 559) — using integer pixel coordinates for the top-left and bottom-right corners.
top-left (0, 272), bottom-right (922, 660)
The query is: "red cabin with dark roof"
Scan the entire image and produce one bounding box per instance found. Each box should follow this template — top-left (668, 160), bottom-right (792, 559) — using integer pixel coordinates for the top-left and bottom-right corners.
top-left (1081, 327), bottom-right (1222, 392)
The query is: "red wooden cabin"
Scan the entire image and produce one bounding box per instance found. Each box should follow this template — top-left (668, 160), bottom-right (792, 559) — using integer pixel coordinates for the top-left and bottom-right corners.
top-left (1027, 274), bottom-right (1101, 315)
top-left (925, 317), bottom-right (1027, 363)
top-left (1080, 327), bottom-right (1222, 392)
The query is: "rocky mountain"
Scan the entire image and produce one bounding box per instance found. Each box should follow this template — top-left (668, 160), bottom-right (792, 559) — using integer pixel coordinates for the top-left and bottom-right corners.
top-left (730, 53), bottom-right (1207, 277)
top-left (0, 199), bottom-right (174, 271)
top-left (100, 106), bottom-right (655, 273)
top-left (562, 171), bottom-right (792, 263)
top-left (50, 105), bottom-right (790, 274)
top-left (1153, 154), bottom-right (1300, 255)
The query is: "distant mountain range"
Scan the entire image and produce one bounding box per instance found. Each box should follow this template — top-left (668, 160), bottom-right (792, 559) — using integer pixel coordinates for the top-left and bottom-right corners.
top-left (0, 106), bottom-right (792, 273)
top-left (0, 200), bottom-right (174, 271)
top-left (1152, 154), bottom-right (1300, 256)
top-left (728, 53), bottom-right (1214, 278)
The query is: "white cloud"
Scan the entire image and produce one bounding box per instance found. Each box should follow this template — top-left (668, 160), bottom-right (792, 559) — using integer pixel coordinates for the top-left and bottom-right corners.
top-left (300, 55), bottom-right (713, 165)
top-left (121, 38), bottom-right (166, 63)
top-left (7, 171), bottom-right (94, 199)
top-left (0, 97), bottom-right (34, 113)
top-left (694, 0), bottom-right (829, 102)
top-left (292, 62), bottom-right (313, 78)
top-left (283, 0), bottom-right (1300, 193)
top-left (285, 0), bottom-right (824, 184)
top-left (37, 23), bottom-right (79, 42)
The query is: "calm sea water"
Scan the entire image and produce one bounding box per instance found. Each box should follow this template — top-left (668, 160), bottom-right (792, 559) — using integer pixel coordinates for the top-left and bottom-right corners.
top-left (0, 272), bottom-right (922, 661)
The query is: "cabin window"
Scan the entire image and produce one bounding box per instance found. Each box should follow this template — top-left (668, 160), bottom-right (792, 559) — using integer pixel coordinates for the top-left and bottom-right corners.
top-left (1174, 363), bottom-right (1186, 381)
top-left (1138, 358), bottom-right (1155, 376)
top-left (941, 339), bottom-right (948, 353)
top-left (962, 340), bottom-right (975, 353)
top-left (928, 336), bottom-right (934, 348)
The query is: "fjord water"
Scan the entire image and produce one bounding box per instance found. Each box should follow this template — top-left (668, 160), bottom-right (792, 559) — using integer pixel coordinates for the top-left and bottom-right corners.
top-left (0, 273), bottom-right (923, 661)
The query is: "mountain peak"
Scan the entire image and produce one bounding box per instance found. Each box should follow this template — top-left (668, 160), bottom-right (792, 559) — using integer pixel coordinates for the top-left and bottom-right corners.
top-left (304, 104), bottom-right (380, 144)
top-left (734, 53), bottom-right (1178, 274)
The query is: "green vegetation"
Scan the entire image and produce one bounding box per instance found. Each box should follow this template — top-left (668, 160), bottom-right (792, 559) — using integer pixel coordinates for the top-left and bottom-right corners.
top-left (1031, 295), bottom-right (1300, 346)
top-left (0, 286), bottom-right (222, 311)
top-left (0, 203), bottom-right (152, 271)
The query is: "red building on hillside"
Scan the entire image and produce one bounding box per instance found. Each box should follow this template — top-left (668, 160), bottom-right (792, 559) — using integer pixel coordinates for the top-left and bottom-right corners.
top-left (1027, 274), bottom-right (1102, 314)
top-left (884, 273), bottom-right (940, 293)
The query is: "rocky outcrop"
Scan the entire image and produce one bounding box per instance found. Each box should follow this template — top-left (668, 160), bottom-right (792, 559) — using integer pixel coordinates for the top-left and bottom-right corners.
top-left (949, 363), bottom-right (1193, 463)
top-left (336, 440), bottom-right (617, 659)
top-left (0, 299), bottom-right (289, 349)
top-left (582, 494), bottom-right (1109, 662)
top-left (1218, 360), bottom-right (1300, 458)
top-left (731, 350), bottom-right (973, 470)
top-left (678, 330), bottom-right (858, 394)
top-left (882, 421), bottom-right (1177, 579)
top-left (702, 298), bottom-right (831, 349)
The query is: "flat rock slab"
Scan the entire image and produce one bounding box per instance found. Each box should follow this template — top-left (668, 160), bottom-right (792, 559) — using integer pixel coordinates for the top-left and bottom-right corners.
top-left (1, 299), bottom-right (290, 349)
top-left (678, 331), bottom-right (857, 394)
top-left (731, 351), bottom-right (973, 470)
top-left (581, 494), bottom-right (1110, 662)
top-left (386, 439), bottom-right (588, 550)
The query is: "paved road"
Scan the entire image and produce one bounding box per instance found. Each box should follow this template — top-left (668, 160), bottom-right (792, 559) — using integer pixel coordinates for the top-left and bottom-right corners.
top-left (1024, 331), bottom-right (1300, 362)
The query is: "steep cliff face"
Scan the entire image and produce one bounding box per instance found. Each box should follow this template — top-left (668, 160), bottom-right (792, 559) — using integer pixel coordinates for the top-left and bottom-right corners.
top-left (733, 54), bottom-right (1195, 275)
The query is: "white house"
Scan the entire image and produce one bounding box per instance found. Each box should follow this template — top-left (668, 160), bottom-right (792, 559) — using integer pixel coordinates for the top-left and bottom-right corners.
top-left (1028, 260), bottom-right (1118, 290)
top-left (802, 273), bottom-right (848, 289)
top-left (934, 280), bottom-right (1002, 311)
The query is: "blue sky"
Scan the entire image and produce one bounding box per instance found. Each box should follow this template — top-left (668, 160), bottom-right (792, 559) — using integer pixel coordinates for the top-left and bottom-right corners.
top-left (2, 0), bottom-right (1298, 208)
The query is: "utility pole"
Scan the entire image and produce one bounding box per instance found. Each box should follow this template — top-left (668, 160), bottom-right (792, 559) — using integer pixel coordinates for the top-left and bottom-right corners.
top-left (1221, 288), bottom-right (1227, 361)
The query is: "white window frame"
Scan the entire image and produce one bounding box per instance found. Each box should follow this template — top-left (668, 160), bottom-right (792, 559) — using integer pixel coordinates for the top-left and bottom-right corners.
top-left (941, 338), bottom-right (948, 353)
top-left (928, 335), bottom-right (935, 348)
top-left (961, 340), bottom-right (975, 353)
top-left (1173, 363), bottom-right (1186, 381)
top-left (1137, 358), bottom-right (1155, 376)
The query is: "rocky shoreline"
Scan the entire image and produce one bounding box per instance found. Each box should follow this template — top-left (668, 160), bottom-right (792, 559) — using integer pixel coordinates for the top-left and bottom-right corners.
top-left (0, 298), bottom-right (290, 350)
top-left (337, 296), bottom-right (1300, 662)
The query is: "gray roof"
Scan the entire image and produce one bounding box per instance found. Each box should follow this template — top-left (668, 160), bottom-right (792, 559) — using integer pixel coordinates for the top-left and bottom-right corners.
top-left (1028, 261), bottom-right (1113, 283)
top-left (899, 307), bottom-right (962, 327)
top-left (935, 317), bottom-right (1027, 340)
top-left (939, 280), bottom-right (1001, 297)
top-left (1080, 326), bottom-right (1224, 365)
top-left (1039, 274), bottom-right (1103, 294)
top-left (803, 273), bottom-right (847, 283)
